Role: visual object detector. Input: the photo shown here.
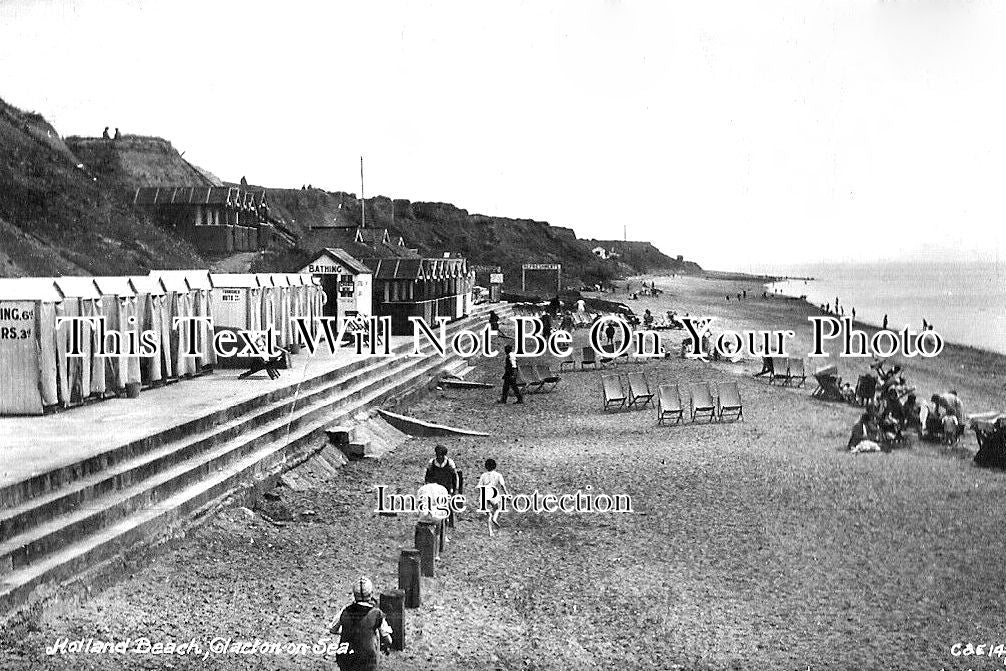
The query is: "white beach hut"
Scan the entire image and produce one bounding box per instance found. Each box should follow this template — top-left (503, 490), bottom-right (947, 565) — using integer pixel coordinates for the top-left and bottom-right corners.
top-left (128, 275), bottom-right (172, 386)
top-left (210, 273), bottom-right (264, 332)
top-left (149, 271), bottom-right (198, 378)
top-left (93, 276), bottom-right (142, 393)
top-left (0, 278), bottom-right (61, 415)
top-left (52, 276), bottom-right (105, 402)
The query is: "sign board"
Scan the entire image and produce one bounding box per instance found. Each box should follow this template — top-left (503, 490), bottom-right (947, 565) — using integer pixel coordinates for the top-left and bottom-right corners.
top-left (0, 301), bottom-right (43, 415)
top-left (489, 273), bottom-right (504, 284)
top-left (522, 263), bottom-right (561, 271)
top-left (306, 263), bottom-right (344, 275)
top-left (220, 288), bottom-right (242, 303)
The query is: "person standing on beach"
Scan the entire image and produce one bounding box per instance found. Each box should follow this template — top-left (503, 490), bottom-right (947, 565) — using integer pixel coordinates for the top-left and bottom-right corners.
top-left (852, 308), bottom-right (856, 321)
top-left (477, 458), bottom-right (508, 537)
top-left (882, 314), bottom-right (889, 330)
top-left (425, 445), bottom-right (459, 527)
top-left (498, 345), bottom-right (524, 405)
top-left (331, 577), bottom-right (393, 671)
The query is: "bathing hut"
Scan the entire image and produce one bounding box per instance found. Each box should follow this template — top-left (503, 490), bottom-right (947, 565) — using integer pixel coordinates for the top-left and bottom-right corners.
top-left (52, 276), bottom-right (105, 402)
top-left (0, 278), bottom-right (61, 415)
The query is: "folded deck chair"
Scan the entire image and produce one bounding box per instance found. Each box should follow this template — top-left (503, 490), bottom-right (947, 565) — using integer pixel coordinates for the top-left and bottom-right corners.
top-left (581, 346), bottom-right (599, 370)
top-left (602, 375), bottom-right (626, 411)
top-left (533, 364), bottom-right (560, 392)
top-left (788, 358), bottom-right (806, 387)
top-left (769, 357), bottom-right (790, 385)
top-left (657, 384), bottom-right (685, 425)
top-left (626, 372), bottom-right (654, 409)
top-left (689, 382), bottom-right (716, 422)
top-left (717, 381), bottom-right (743, 421)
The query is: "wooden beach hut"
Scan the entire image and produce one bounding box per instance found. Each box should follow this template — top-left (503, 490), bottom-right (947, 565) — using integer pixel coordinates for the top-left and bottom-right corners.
top-left (0, 278), bottom-right (61, 415)
top-left (210, 273), bottom-right (264, 332)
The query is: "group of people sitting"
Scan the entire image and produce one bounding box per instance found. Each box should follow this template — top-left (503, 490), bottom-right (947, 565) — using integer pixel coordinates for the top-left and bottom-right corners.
top-left (847, 361), bottom-right (966, 453)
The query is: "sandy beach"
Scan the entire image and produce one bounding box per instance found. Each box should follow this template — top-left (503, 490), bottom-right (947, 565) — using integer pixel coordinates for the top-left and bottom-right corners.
top-left (4, 274), bottom-right (1006, 670)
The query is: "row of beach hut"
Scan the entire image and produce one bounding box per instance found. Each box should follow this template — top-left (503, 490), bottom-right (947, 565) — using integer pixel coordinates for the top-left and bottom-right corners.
top-left (0, 271), bottom-right (324, 415)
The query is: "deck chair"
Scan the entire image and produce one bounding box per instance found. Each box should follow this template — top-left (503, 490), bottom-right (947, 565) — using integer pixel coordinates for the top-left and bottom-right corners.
top-left (811, 365), bottom-right (848, 402)
top-left (657, 384), bottom-right (685, 425)
top-left (521, 365), bottom-right (545, 393)
top-left (769, 357), bottom-right (790, 385)
top-left (717, 381), bottom-right (743, 421)
top-left (558, 349), bottom-right (577, 371)
top-left (854, 374), bottom-right (877, 407)
top-left (689, 382), bottom-right (716, 422)
top-left (626, 372), bottom-right (654, 409)
top-left (788, 358), bottom-right (806, 387)
top-left (581, 346), bottom-right (600, 370)
top-left (534, 364), bottom-right (560, 392)
top-left (513, 366), bottom-right (531, 392)
top-left (601, 375), bottom-right (626, 411)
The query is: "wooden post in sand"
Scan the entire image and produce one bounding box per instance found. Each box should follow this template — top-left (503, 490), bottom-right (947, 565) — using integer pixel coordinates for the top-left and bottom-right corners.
top-left (380, 589), bottom-right (405, 651)
top-left (398, 548), bottom-right (421, 608)
top-left (414, 521), bottom-right (437, 577)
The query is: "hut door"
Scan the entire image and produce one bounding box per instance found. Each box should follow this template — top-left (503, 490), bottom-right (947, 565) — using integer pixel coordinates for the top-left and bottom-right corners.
top-left (321, 275), bottom-right (339, 319)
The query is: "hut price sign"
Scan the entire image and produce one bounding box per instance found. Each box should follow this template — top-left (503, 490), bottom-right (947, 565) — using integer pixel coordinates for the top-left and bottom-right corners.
top-left (521, 263), bottom-right (561, 293)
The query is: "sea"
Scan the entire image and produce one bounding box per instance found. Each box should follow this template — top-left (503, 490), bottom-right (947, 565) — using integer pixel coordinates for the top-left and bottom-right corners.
top-left (763, 261), bottom-right (1006, 356)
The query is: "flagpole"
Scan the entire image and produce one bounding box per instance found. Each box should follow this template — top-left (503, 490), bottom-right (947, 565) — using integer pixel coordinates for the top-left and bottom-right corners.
top-left (360, 155), bottom-right (366, 229)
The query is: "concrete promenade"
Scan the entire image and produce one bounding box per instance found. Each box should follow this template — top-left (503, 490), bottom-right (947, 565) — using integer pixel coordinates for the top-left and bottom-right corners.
top-left (0, 337), bottom-right (414, 490)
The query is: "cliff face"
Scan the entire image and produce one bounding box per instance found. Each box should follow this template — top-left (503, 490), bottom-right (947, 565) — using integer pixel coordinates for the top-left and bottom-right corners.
top-left (65, 135), bottom-right (219, 190)
top-left (587, 239), bottom-right (702, 275)
top-left (268, 190), bottom-right (701, 290)
top-left (0, 98), bottom-right (206, 277)
top-left (0, 94), bottom-right (702, 282)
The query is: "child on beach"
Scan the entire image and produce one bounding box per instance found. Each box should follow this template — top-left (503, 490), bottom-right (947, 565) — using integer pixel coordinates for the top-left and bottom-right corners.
top-left (477, 458), bottom-right (508, 537)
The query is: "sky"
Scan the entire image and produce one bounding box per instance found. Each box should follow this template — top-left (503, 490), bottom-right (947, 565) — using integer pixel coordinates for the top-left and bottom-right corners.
top-left (1, 0), bottom-right (1005, 272)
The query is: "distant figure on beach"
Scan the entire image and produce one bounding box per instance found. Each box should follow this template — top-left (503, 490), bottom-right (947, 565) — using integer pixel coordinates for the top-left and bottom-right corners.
top-left (541, 312), bottom-right (552, 340)
top-left (477, 458), bottom-right (508, 537)
top-left (736, 293), bottom-right (741, 301)
top-left (240, 176), bottom-right (248, 187)
top-left (932, 391), bottom-right (966, 444)
top-left (102, 126), bottom-right (109, 139)
top-left (331, 577), bottom-right (393, 670)
top-left (576, 298), bottom-right (586, 313)
top-left (726, 295), bottom-right (730, 301)
top-left (488, 310), bottom-right (499, 332)
top-left (498, 345), bottom-right (523, 405)
top-left (113, 127), bottom-right (121, 139)
top-left (643, 309), bottom-right (653, 328)
top-left (604, 322), bottom-right (616, 348)
top-left (742, 290), bottom-right (747, 299)
top-left (852, 308), bottom-right (856, 320)
top-left (882, 315), bottom-right (888, 329)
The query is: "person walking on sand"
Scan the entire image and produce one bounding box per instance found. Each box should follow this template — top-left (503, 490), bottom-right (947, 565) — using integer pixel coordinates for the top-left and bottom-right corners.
top-left (477, 458), bottom-right (508, 536)
top-left (425, 444), bottom-right (459, 527)
top-left (331, 577), bottom-right (393, 671)
top-left (882, 314), bottom-right (888, 330)
top-left (498, 345), bottom-right (524, 404)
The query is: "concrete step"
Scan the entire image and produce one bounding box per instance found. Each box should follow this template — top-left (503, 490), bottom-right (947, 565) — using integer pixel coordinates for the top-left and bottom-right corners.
top-left (0, 335), bottom-right (468, 568)
top-left (0, 308), bottom-right (505, 535)
top-left (0, 328), bottom-right (480, 614)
